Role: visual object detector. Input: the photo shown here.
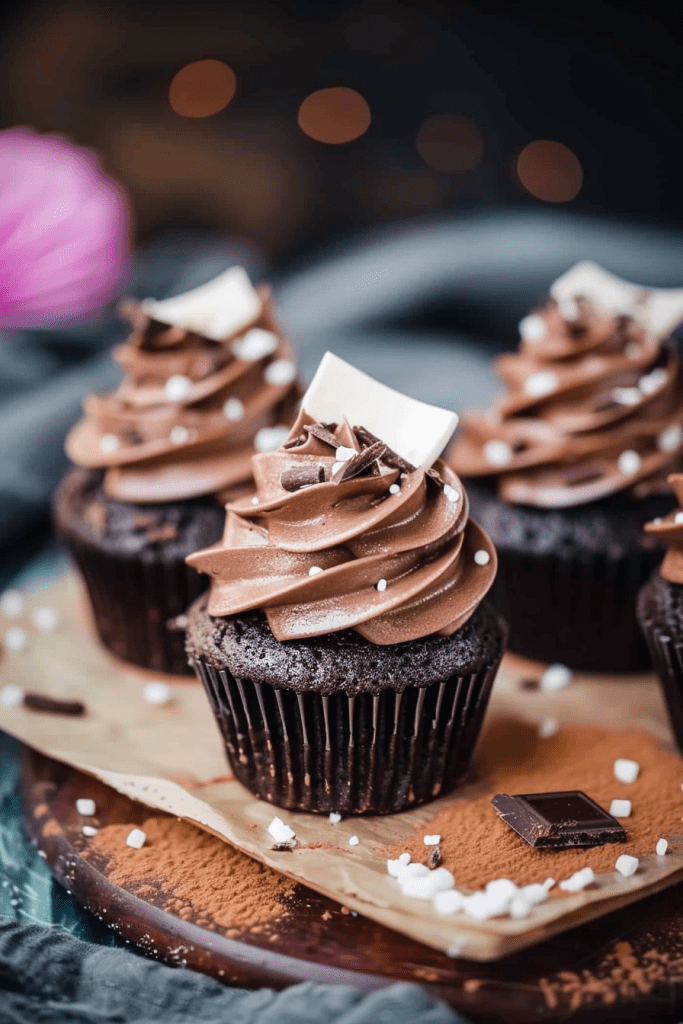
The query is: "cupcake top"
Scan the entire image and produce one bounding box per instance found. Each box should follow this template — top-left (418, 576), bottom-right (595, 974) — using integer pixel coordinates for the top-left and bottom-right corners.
top-left (65, 267), bottom-right (301, 504)
top-left (187, 353), bottom-right (496, 645)
top-left (644, 475), bottom-right (683, 584)
top-left (449, 263), bottom-right (683, 509)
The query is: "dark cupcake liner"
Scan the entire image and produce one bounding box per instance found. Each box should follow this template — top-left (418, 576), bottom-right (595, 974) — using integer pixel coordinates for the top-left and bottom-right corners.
top-left (490, 546), bottom-right (657, 673)
top-left (191, 655), bottom-right (501, 814)
top-left (639, 619), bottom-right (683, 754)
top-left (65, 535), bottom-right (205, 676)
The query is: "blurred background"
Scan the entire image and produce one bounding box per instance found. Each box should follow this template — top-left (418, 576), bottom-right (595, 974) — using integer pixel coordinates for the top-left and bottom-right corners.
top-left (2, 0), bottom-right (682, 258)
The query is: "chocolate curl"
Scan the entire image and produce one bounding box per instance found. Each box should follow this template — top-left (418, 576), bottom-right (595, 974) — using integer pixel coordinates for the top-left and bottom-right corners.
top-left (280, 464), bottom-right (326, 491)
top-left (304, 423), bottom-right (341, 448)
top-left (333, 441), bottom-right (387, 484)
top-left (353, 425), bottom-right (415, 474)
top-left (23, 692), bottom-right (87, 716)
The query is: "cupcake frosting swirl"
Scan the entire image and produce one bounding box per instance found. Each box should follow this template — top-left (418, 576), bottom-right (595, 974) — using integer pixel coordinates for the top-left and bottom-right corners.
top-left (187, 411), bottom-right (496, 644)
top-left (65, 287), bottom-right (301, 503)
top-left (645, 475), bottom-right (683, 584)
top-left (449, 298), bottom-right (683, 508)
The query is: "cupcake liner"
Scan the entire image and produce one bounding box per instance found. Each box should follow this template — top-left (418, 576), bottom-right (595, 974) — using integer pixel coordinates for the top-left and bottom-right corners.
top-left (639, 620), bottom-right (683, 754)
top-left (191, 655), bottom-right (500, 814)
top-left (490, 546), bottom-right (658, 673)
top-left (65, 534), bottom-right (205, 676)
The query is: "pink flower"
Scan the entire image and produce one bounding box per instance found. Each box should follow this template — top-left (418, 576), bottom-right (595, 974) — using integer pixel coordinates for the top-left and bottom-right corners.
top-left (0, 127), bottom-right (130, 328)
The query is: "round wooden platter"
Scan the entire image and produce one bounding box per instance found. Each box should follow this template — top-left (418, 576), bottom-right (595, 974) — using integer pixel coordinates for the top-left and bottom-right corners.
top-left (21, 746), bottom-right (683, 1024)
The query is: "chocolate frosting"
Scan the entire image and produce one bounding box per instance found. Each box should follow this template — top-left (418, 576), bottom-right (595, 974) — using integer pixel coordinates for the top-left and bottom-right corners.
top-left (645, 475), bottom-right (683, 584)
top-left (448, 298), bottom-right (683, 508)
top-left (187, 411), bottom-right (497, 644)
top-left (65, 288), bottom-right (301, 503)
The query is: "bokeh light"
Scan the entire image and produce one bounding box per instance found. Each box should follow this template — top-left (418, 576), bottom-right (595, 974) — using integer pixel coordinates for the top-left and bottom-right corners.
top-left (169, 60), bottom-right (236, 118)
top-left (298, 87), bottom-right (371, 144)
top-left (516, 140), bottom-right (583, 202)
top-left (416, 115), bottom-right (484, 173)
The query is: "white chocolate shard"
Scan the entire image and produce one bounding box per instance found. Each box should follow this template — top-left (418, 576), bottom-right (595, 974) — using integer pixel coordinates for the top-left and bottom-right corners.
top-left (142, 267), bottom-right (262, 341)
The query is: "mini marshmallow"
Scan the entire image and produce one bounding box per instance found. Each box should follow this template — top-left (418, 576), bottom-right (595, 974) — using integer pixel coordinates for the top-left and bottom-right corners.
top-left (474, 550), bottom-right (490, 566)
top-left (329, 812), bottom-right (342, 824)
top-left (559, 867), bottom-right (595, 893)
top-left (375, 579), bottom-right (387, 592)
top-left (615, 854), bottom-right (639, 878)
top-left (400, 867), bottom-right (454, 900)
top-left (389, 483), bottom-right (400, 495)
top-left (0, 589), bottom-right (24, 618)
top-left (386, 853), bottom-right (411, 877)
top-left (267, 816), bottom-right (296, 844)
top-left (614, 758), bottom-right (640, 784)
top-left (308, 566), bottom-right (324, 576)
top-left (423, 834), bottom-right (441, 846)
top-left (657, 838), bottom-right (668, 856)
top-left (349, 835), bottom-right (359, 847)
top-left (540, 663), bottom-right (572, 692)
top-left (0, 685), bottom-right (24, 709)
top-left (609, 799), bottom-right (632, 818)
top-left (76, 799), bottom-right (96, 816)
top-left (143, 682), bottom-right (173, 706)
top-left (433, 889), bottom-right (465, 916)
top-left (126, 828), bottom-right (146, 849)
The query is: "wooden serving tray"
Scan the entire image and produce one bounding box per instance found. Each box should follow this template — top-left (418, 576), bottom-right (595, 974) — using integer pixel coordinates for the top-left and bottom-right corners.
top-left (21, 746), bottom-right (683, 1023)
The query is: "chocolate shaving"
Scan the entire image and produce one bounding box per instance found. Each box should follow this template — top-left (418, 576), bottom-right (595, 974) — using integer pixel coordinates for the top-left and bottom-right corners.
top-left (353, 426), bottom-right (415, 474)
top-left (333, 441), bottom-right (387, 484)
top-left (428, 846), bottom-right (442, 869)
top-left (146, 524), bottom-right (179, 544)
top-left (23, 692), bottom-right (86, 716)
top-left (304, 423), bottom-right (340, 448)
top-left (282, 434), bottom-right (307, 449)
top-left (280, 464), bottom-right (326, 491)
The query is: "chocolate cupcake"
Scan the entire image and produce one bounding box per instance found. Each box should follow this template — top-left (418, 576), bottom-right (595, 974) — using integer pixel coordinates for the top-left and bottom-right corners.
top-left (186, 353), bottom-right (506, 814)
top-left (447, 263), bottom-right (683, 672)
top-left (638, 476), bottom-right (683, 751)
top-left (54, 267), bottom-right (301, 676)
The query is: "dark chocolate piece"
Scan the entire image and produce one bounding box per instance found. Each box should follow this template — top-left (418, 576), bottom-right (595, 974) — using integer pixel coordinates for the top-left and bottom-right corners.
top-left (280, 464), bottom-right (326, 491)
top-left (23, 692), bottom-right (87, 717)
top-left (353, 426), bottom-right (415, 474)
top-left (428, 845), bottom-right (442, 869)
top-left (492, 790), bottom-right (626, 849)
top-left (270, 841), bottom-right (296, 852)
top-left (305, 423), bottom-right (340, 448)
top-left (333, 441), bottom-right (387, 484)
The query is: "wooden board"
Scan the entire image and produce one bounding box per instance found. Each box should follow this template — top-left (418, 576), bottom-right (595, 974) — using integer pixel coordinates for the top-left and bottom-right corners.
top-left (3, 570), bottom-right (683, 963)
top-left (21, 746), bottom-right (683, 1024)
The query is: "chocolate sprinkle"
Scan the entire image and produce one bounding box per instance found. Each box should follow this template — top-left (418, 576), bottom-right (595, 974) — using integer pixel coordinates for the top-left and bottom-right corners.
top-left (23, 692), bottom-right (87, 716)
top-left (492, 791), bottom-right (627, 849)
top-left (333, 441), bottom-right (387, 484)
top-left (428, 845), bottom-right (442, 869)
top-left (280, 464), bottom-right (326, 491)
top-left (353, 426), bottom-right (415, 474)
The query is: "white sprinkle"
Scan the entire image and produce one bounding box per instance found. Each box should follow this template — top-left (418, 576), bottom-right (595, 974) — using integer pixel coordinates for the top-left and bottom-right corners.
top-left (519, 314), bottom-right (547, 342)
top-left (223, 397), bottom-right (245, 421)
top-left (3, 626), bottom-right (27, 652)
top-left (483, 439), bottom-right (513, 467)
top-left (170, 425), bottom-right (190, 445)
top-left (618, 449), bottom-right (641, 476)
top-left (509, 896), bottom-right (533, 919)
top-left (462, 890), bottom-right (510, 921)
top-left (308, 566), bottom-right (324, 576)
top-left (543, 878), bottom-right (556, 890)
top-left (615, 854), bottom-right (639, 878)
top-left (614, 758), bottom-right (640, 784)
top-left (76, 799), bottom-right (96, 816)
top-left (82, 825), bottom-right (98, 837)
top-left (524, 371), bottom-right (558, 399)
top-left (559, 867), bottom-right (595, 893)
top-left (520, 882), bottom-right (550, 907)
top-left (329, 812), bottom-right (342, 824)
top-left (540, 663), bottom-right (572, 692)
top-left (335, 445), bottom-right (356, 463)
top-left (254, 425), bottom-right (290, 452)
top-left (376, 578), bottom-right (387, 592)
top-left (389, 483), bottom-right (400, 495)
top-left (538, 717), bottom-right (559, 739)
top-left (423, 834), bottom-right (441, 846)
top-left (657, 838), bottom-right (668, 856)
top-left (443, 484), bottom-right (459, 503)
top-left (251, 496), bottom-right (259, 505)
top-left (164, 374), bottom-right (193, 401)
top-left (639, 367), bottom-right (668, 395)
top-left (1, 590), bottom-right (24, 618)
top-left (675, 512), bottom-right (683, 525)
top-left (400, 867), bottom-right (454, 900)
top-left (233, 328), bottom-right (278, 361)
top-left (264, 359), bottom-right (297, 386)
top-left (658, 425), bottom-right (683, 453)
top-left (474, 550), bottom-right (490, 566)
top-left (267, 816), bottom-right (296, 844)
top-left (349, 835), bottom-right (359, 847)
top-left (433, 889), bottom-right (465, 916)
top-left (126, 828), bottom-right (146, 849)
top-left (0, 685), bottom-right (24, 709)
top-left (31, 607), bottom-right (60, 632)
top-left (612, 387), bottom-right (642, 407)
top-left (609, 799), bottom-right (632, 818)
top-left (143, 681), bottom-right (173, 706)
top-left (98, 433), bottom-right (120, 454)
top-left (387, 853), bottom-right (411, 877)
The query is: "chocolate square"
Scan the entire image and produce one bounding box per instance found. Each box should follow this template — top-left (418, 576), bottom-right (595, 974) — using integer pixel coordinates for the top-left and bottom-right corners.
top-left (492, 790), bottom-right (627, 849)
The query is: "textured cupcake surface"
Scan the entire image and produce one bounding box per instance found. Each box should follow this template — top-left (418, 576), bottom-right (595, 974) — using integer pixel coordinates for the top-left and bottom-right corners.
top-left (187, 411), bottom-right (497, 645)
top-left (450, 297), bottom-right (683, 508)
top-left (65, 276), bottom-right (300, 504)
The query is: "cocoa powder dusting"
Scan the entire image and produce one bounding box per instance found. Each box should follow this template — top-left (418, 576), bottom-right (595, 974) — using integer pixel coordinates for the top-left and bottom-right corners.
top-left (393, 720), bottom-right (683, 891)
top-left (88, 815), bottom-right (296, 932)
